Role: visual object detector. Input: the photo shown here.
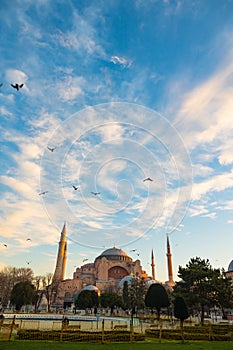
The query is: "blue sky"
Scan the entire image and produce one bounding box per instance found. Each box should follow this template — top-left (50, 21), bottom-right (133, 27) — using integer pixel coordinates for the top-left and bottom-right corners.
top-left (1, 0), bottom-right (233, 283)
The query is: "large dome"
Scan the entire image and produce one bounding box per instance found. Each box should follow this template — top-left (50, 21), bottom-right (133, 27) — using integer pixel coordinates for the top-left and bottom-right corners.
top-left (96, 246), bottom-right (132, 262)
top-left (228, 260), bottom-right (233, 271)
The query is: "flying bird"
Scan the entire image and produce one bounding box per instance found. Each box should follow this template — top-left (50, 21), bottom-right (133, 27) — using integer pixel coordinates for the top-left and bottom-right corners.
top-left (26, 238), bottom-right (31, 241)
top-left (26, 261), bottom-right (31, 265)
top-left (0, 83), bottom-right (3, 87)
top-left (47, 147), bottom-right (56, 152)
top-left (83, 258), bottom-right (88, 262)
top-left (39, 191), bottom-right (48, 196)
top-left (11, 83), bottom-right (24, 91)
top-left (73, 185), bottom-right (80, 191)
top-left (3, 244), bottom-right (7, 247)
top-left (143, 177), bottom-right (153, 182)
top-left (91, 192), bottom-right (100, 196)
top-left (130, 249), bottom-right (137, 252)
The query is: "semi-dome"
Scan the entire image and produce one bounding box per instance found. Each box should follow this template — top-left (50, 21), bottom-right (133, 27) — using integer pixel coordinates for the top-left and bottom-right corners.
top-left (95, 246), bottom-right (132, 262)
top-left (119, 274), bottom-right (137, 288)
top-left (228, 260), bottom-right (233, 272)
top-left (145, 279), bottom-right (160, 288)
top-left (82, 285), bottom-right (100, 293)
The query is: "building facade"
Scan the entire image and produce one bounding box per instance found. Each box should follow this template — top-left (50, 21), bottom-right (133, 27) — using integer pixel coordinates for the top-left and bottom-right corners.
top-left (51, 223), bottom-right (174, 309)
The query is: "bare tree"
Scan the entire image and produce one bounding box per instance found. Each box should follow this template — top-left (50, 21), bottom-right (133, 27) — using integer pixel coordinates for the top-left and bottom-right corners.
top-left (0, 266), bottom-right (34, 308)
top-left (42, 273), bottom-right (54, 312)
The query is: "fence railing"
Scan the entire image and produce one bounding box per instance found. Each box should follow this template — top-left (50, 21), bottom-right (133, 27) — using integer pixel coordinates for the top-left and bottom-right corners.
top-left (0, 316), bottom-right (142, 343)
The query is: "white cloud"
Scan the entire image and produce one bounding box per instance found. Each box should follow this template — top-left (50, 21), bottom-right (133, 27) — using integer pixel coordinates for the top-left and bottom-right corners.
top-left (191, 170), bottom-right (233, 201)
top-left (98, 123), bottom-right (124, 142)
top-left (174, 58), bottom-right (233, 153)
top-left (0, 106), bottom-right (13, 117)
top-left (201, 212), bottom-right (217, 220)
top-left (192, 164), bottom-right (214, 178)
top-left (58, 76), bottom-right (85, 102)
top-left (5, 69), bottom-right (28, 84)
top-left (110, 55), bottom-right (132, 68)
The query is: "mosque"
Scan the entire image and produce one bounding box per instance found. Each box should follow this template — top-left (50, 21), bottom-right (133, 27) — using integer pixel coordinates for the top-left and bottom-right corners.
top-left (49, 223), bottom-right (175, 310)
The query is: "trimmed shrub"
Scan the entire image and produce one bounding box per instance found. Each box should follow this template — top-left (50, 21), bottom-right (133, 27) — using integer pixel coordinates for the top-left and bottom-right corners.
top-left (17, 329), bottom-right (145, 343)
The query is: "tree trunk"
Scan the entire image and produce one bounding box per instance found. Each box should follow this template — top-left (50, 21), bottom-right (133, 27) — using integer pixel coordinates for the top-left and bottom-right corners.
top-left (180, 319), bottom-right (185, 344)
top-left (221, 306), bottom-right (227, 320)
top-left (157, 307), bottom-right (161, 322)
top-left (200, 304), bottom-right (204, 326)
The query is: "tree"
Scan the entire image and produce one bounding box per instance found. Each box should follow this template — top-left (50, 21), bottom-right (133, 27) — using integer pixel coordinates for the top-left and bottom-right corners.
top-left (10, 281), bottom-right (37, 311)
top-left (129, 278), bottom-right (146, 313)
top-left (145, 283), bottom-right (170, 321)
top-left (122, 281), bottom-right (131, 310)
top-left (174, 257), bottom-right (233, 325)
top-left (100, 292), bottom-right (123, 314)
top-left (75, 290), bottom-right (99, 310)
top-left (0, 267), bottom-right (33, 308)
top-left (33, 275), bottom-right (46, 312)
top-left (174, 296), bottom-right (189, 344)
top-left (42, 273), bottom-right (54, 312)
top-left (122, 278), bottom-right (146, 315)
top-left (211, 269), bottom-right (233, 319)
top-left (0, 266), bottom-right (34, 308)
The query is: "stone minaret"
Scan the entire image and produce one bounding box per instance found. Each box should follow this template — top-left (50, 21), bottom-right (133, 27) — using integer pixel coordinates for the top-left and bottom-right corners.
top-left (52, 222), bottom-right (67, 283)
top-left (151, 249), bottom-right (156, 280)
top-left (166, 235), bottom-right (174, 287)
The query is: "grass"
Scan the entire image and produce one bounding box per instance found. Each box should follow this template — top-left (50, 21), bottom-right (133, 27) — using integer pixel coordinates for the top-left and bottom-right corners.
top-left (0, 341), bottom-right (233, 350)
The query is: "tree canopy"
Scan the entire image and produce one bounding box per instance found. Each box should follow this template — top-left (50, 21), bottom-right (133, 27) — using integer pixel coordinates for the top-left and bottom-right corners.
top-left (0, 266), bottom-right (34, 308)
top-left (10, 281), bottom-right (37, 311)
top-left (174, 296), bottom-right (189, 321)
top-left (174, 257), bottom-right (233, 325)
top-left (75, 290), bottom-right (99, 310)
top-left (145, 283), bottom-right (170, 321)
top-left (174, 296), bottom-right (189, 343)
top-left (100, 292), bottom-right (123, 314)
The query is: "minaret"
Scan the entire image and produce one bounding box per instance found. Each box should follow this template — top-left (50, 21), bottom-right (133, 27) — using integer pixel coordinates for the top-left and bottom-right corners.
top-left (52, 222), bottom-right (67, 283)
top-left (166, 235), bottom-right (175, 287)
top-left (151, 249), bottom-right (155, 280)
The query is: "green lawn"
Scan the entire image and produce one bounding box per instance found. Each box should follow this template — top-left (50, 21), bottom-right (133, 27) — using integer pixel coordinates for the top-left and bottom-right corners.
top-left (1, 341), bottom-right (233, 350)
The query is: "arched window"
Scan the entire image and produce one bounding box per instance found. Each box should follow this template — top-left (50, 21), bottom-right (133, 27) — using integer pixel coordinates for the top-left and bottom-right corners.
top-left (64, 292), bottom-right (71, 299)
top-left (108, 266), bottom-right (128, 279)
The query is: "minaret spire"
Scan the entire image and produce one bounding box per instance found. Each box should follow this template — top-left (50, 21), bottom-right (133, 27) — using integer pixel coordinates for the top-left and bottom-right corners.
top-left (52, 222), bottom-right (67, 283)
top-left (151, 249), bottom-right (155, 280)
top-left (166, 235), bottom-right (174, 287)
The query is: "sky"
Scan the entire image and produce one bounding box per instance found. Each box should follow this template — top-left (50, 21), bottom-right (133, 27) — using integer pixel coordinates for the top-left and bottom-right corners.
top-left (1, 0), bottom-right (233, 284)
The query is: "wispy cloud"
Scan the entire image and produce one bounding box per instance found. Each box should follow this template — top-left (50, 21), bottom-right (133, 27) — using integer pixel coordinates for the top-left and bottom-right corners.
top-left (110, 55), bottom-right (132, 68)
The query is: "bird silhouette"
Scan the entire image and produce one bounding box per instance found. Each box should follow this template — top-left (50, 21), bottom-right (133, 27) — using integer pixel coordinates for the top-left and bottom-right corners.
top-left (143, 177), bottom-right (153, 182)
top-left (26, 261), bottom-right (31, 265)
top-left (11, 83), bottom-right (24, 91)
top-left (91, 192), bottom-right (100, 196)
top-left (39, 191), bottom-right (48, 196)
top-left (0, 83), bottom-right (3, 87)
top-left (26, 238), bottom-right (31, 241)
top-left (3, 244), bottom-right (7, 247)
top-left (73, 185), bottom-right (80, 191)
top-left (83, 258), bottom-right (88, 262)
top-left (130, 249), bottom-right (137, 252)
top-left (47, 147), bottom-right (56, 152)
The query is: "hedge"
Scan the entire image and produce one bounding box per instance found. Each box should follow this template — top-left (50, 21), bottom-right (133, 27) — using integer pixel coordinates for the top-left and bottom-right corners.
top-left (145, 325), bottom-right (233, 341)
top-left (17, 329), bottom-right (145, 342)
